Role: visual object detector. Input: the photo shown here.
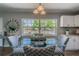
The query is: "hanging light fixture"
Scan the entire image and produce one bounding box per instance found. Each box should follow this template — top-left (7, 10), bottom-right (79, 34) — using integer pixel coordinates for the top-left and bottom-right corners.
top-left (33, 9), bottom-right (39, 15)
top-left (33, 3), bottom-right (46, 15)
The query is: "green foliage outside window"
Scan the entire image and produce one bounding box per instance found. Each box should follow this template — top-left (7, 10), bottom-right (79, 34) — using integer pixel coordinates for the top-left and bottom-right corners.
top-left (32, 19), bottom-right (56, 29)
top-left (32, 20), bottom-right (39, 29)
top-left (41, 21), bottom-right (46, 27)
top-left (46, 20), bottom-right (53, 28)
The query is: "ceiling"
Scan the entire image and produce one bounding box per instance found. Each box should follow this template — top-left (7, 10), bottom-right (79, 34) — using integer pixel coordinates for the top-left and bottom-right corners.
top-left (0, 3), bottom-right (79, 14)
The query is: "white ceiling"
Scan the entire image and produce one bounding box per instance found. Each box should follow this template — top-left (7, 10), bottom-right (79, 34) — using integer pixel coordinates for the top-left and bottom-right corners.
top-left (0, 3), bottom-right (79, 14)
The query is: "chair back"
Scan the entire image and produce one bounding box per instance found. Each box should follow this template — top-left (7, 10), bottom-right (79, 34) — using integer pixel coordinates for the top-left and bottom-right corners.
top-left (63, 38), bottom-right (69, 51)
top-left (64, 38), bottom-right (69, 46)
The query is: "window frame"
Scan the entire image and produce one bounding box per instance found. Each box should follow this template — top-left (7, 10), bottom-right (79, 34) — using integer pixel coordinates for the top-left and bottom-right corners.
top-left (21, 18), bottom-right (57, 36)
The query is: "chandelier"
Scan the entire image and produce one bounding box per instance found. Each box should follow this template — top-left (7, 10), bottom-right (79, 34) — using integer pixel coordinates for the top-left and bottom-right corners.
top-left (33, 3), bottom-right (46, 15)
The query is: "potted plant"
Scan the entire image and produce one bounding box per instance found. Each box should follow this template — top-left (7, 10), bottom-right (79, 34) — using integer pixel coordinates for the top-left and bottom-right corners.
top-left (65, 28), bottom-right (69, 35)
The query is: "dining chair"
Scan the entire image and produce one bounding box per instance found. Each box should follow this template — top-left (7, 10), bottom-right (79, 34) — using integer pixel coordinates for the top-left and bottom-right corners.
top-left (54, 37), bottom-right (69, 56)
top-left (23, 46), bottom-right (55, 56)
top-left (8, 35), bottom-right (25, 56)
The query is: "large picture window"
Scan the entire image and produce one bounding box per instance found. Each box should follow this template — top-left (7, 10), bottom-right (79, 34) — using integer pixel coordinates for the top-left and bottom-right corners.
top-left (21, 18), bottom-right (57, 36)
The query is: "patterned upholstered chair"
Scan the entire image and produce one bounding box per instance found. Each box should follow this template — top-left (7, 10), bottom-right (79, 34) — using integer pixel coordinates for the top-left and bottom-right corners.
top-left (23, 46), bottom-right (55, 56)
top-left (8, 35), bottom-right (25, 56)
top-left (54, 38), bottom-right (69, 56)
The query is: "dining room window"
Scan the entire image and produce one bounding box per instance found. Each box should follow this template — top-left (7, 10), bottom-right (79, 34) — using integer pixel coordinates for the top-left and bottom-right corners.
top-left (21, 18), bottom-right (57, 36)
